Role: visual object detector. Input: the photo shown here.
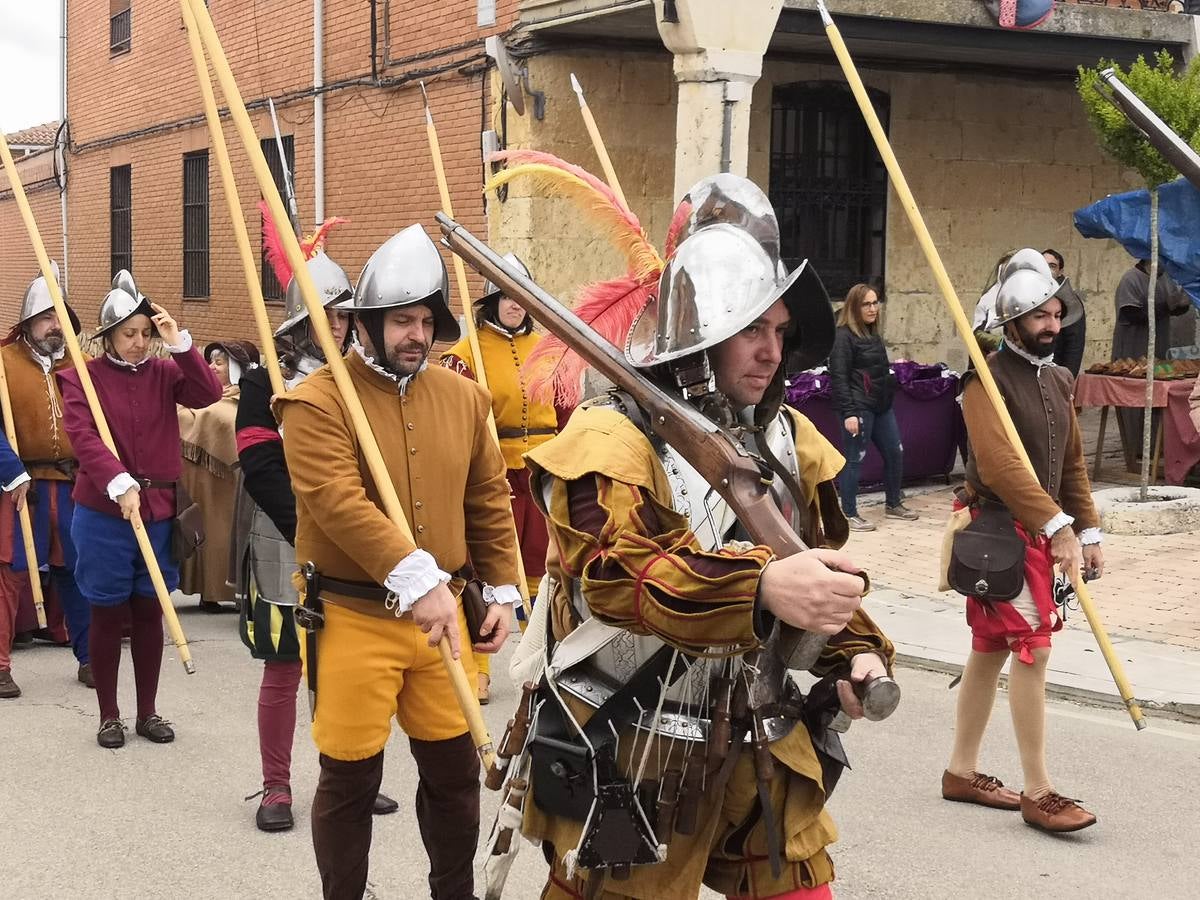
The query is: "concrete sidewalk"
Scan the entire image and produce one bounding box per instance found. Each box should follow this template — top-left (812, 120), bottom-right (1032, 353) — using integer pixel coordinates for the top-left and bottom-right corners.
top-left (867, 588), bottom-right (1200, 724)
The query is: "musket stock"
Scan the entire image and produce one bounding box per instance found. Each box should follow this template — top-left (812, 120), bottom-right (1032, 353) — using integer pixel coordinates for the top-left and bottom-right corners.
top-left (1098, 69), bottom-right (1200, 192)
top-left (437, 213), bottom-right (834, 669)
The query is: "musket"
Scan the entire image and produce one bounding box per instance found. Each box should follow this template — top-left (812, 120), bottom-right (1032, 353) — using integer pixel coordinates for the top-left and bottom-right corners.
top-left (1097, 68), bottom-right (1200, 193)
top-left (438, 213), bottom-right (886, 682)
top-left (268, 98), bottom-right (303, 237)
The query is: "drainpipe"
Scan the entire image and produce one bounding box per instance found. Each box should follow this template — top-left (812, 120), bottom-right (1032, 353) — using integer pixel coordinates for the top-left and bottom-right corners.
top-left (59, 0), bottom-right (69, 290)
top-left (314, 0), bottom-right (325, 222)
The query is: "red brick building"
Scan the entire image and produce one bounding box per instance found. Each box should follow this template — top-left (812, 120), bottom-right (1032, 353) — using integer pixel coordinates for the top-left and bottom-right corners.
top-left (1, 0), bottom-right (519, 347)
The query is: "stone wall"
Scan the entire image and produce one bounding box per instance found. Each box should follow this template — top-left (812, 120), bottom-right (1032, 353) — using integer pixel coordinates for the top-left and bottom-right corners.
top-left (496, 48), bottom-right (1159, 372)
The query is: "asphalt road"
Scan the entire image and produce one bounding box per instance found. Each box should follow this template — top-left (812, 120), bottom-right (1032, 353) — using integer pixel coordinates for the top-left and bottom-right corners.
top-left (2, 604), bottom-right (1196, 899)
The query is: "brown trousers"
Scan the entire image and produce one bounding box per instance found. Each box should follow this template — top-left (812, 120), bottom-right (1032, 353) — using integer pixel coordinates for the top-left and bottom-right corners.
top-left (311, 732), bottom-right (481, 899)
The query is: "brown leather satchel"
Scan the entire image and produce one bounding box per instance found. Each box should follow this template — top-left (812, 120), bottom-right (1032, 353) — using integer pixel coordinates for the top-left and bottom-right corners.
top-left (172, 483), bottom-right (206, 563)
top-left (948, 504), bottom-right (1026, 601)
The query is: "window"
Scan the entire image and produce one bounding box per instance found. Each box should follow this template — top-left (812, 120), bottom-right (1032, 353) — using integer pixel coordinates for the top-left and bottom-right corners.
top-left (110, 165), bottom-right (132, 278)
top-left (261, 135), bottom-right (295, 301)
top-left (769, 82), bottom-right (888, 302)
top-left (110, 1), bottom-right (131, 55)
top-left (183, 151), bottom-right (210, 298)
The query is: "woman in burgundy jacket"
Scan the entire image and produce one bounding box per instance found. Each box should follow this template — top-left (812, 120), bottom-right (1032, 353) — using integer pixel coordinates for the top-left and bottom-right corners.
top-left (58, 283), bottom-right (221, 749)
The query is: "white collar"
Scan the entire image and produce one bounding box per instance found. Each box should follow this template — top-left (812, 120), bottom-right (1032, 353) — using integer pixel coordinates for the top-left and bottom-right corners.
top-left (1001, 339), bottom-right (1055, 369)
top-left (106, 353), bottom-right (150, 371)
top-left (352, 343), bottom-right (425, 395)
top-left (21, 338), bottom-right (64, 374)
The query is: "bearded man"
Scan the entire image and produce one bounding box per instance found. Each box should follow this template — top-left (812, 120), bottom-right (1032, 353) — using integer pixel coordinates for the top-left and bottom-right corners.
top-left (942, 249), bottom-right (1102, 833)
top-left (276, 225), bottom-right (521, 899)
top-left (0, 265), bottom-right (91, 699)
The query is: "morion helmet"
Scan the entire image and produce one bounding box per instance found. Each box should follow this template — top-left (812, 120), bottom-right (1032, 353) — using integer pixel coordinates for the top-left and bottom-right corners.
top-left (476, 253), bottom-right (532, 306)
top-left (990, 248), bottom-right (1082, 330)
top-left (14, 260), bottom-right (81, 334)
top-left (96, 270), bottom-right (155, 337)
top-left (350, 224), bottom-right (459, 343)
top-left (274, 251), bottom-right (354, 339)
top-left (626, 174), bottom-right (834, 376)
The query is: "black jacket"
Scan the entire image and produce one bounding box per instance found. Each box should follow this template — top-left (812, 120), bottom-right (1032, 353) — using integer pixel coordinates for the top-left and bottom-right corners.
top-left (235, 366), bottom-right (296, 545)
top-left (828, 325), bottom-right (894, 418)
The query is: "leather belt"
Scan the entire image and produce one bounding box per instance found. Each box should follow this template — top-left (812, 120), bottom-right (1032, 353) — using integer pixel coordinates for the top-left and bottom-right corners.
top-left (132, 476), bottom-right (176, 490)
top-left (22, 458), bottom-right (78, 479)
top-left (496, 427), bottom-right (556, 440)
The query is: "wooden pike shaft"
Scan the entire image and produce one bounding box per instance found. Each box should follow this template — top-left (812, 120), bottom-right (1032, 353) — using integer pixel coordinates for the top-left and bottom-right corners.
top-left (0, 352), bottom-right (47, 628)
top-left (816, 0), bottom-right (1145, 730)
top-left (184, 0), bottom-right (495, 765)
top-left (421, 88), bottom-right (532, 618)
top-left (0, 132), bottom-right (195, 674)
top-left (570, 73), bottom-right (628, 208)
top-left (180, 0), bottom-right (284, 397)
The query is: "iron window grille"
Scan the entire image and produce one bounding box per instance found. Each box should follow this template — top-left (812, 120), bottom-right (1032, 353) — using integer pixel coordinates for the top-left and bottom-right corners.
top-left (769, 82), bottom-right (889, 303)
top-left (110, 165), bottom-right (133, 278)
top-left (110, 2), bottom-right (131, 56)
top-left (183, 151), bottom-right (210, 298)
top-left (261, 135), bottom-right (295, 301)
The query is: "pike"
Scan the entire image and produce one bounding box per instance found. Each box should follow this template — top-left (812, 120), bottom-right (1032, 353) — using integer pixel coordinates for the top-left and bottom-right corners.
top-left (1097, 68), bottom-right (1200, 193)
top-left (438, 213), bottom-right (899, 715)
top-left (268, 98), bottom-right (303, 238)
top-left (570, 73), bottom-right (628, 208)
top-left (815, 0), bottom-right (1145, 729)
top-left (0, 132), bottom-right (196, 674)
top-left (0, 349), bottom-right (47, 628)
top-left (182, 0), bottom-right (496, 766)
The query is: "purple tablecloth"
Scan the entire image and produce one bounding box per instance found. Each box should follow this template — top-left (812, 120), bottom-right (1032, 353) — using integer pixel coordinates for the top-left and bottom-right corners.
top-left (785, 361), bottom-right (966, 490)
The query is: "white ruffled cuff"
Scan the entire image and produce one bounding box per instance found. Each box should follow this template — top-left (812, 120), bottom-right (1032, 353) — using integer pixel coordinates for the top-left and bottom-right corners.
top-left (1078, 527), bottom-right (1103, 546)
top-left (3, 471), bottom-right (31, 492)
top-left (107, 472), bottom-right (140, 502)
top-left (383, 549), bottom-right (451, 614)
top-left (1041, 511), bottom-right (1074, 540)
top-left (164, 329), bottom-right (193, 353)
top-left (484, 584), bottom-right (520, 607)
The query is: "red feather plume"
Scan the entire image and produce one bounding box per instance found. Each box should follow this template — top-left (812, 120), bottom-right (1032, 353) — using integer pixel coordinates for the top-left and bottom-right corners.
top-left (258, 200), bottom-right (349, 288)
top-left (523, 274), bottom-right (656, 407)
top-left (664, 199), bottom-right (693, 259)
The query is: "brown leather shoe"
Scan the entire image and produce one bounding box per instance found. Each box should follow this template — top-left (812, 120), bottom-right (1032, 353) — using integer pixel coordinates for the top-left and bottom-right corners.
top-left (77, 664), bottom-right (95, 689)
top-left (942, 769), bottom-right (1021, 810)
top-left (1021, 792), bottom-right (1097, 833)
top-left (0, 670), bottom-right (20, 700)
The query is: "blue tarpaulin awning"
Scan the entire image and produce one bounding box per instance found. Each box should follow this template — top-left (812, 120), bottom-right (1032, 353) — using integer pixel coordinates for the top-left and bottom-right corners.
top-left (1073, 177), bottom-right (1200, 309)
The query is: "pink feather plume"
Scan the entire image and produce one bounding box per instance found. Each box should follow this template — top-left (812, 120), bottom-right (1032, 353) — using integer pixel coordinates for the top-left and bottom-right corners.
top-left (664, 200), bottom-right (693, 259)
top-left (523, 274), bottom-right (656, 407)
top-left (259, 200), bottom-right (293, 289)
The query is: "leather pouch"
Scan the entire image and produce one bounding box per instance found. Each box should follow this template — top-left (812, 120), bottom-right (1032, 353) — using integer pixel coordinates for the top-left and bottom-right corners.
top-left (172, 483), bottom-right (206, 562)
top-left (461, 576), bottom-right (489, 642)
top-left (948, 504), bottom-right (1026, 601)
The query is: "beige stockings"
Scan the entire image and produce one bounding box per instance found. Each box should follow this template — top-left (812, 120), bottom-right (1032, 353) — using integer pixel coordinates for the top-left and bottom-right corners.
top-left (947, 647), bottom-right (1053, 800)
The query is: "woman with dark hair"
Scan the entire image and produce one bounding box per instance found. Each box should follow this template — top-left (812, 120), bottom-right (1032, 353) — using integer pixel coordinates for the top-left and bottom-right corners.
top-left (58, 277), bottom-right (222, 748)
top-left (828, 283), bottom-right (917, 531)
top-left (178, 340), bottom-right (261, 612)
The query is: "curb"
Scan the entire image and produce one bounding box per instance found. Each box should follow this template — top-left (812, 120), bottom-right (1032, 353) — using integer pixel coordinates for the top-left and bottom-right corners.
top-left (894, 652), bottom-right (1200, 726)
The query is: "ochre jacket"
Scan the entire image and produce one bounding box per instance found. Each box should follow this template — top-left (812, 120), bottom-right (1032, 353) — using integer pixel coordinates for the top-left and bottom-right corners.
top-left (275, 351), bottom-right (519, 600)
top-left (441, 324), bottom-right (558, 470)
top-left (1, 340), bottom-right (77, 481)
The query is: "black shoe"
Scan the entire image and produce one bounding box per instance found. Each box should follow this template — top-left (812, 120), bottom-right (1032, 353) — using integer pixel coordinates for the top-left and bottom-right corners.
top-left (12, 632), bottom-right (33, 646)
top-left (97, 719), bottom-right (126, 748)
top-left (0, 670), bottom-right (21, 699)
top-left (253, 786), bottom-right (295, 832)
top-left (135, 715), bottom-right (175, 743)
top-left (77, 664), bottom-right (95, 689)
top-left (373, 792), bottom-right (399, 815)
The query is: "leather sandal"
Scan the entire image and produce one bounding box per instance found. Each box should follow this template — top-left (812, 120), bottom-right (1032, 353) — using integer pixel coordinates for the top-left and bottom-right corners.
top-left (253, 785), bottom-right (295, 832)
top-left (97, 719), bottom-right (126, 749)
top-left (135, 715), bottom-right (176, 744)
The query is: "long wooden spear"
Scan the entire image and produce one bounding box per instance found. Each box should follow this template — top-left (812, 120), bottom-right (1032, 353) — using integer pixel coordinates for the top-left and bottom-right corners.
top-left (816, 0), bottom-right (1145, 730)
top-left (183, 0), bottom-right (495, 765)
top-left (180, 0), bottom-right (284, 396)
top-left (0, 352), bottom-right (47, 628)
top-left (419, 83), bottom-right (532, 620)
top-left (0, 135), bottom-right (195, 675)
top-left (570, 73), bottom-right (628, 208)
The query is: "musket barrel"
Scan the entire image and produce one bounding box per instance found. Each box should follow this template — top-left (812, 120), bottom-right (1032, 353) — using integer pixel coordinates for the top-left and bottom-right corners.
top-left (1099, 68), bottom-right (1200, 192)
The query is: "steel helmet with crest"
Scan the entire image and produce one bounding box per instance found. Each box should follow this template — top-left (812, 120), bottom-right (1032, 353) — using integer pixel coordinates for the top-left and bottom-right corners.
top-left (96, 269), bottom-right (156, 338)
top-left (6, 260), bottom-right (82, 344)
top-left (989, 247), bottom-right (1083, 331)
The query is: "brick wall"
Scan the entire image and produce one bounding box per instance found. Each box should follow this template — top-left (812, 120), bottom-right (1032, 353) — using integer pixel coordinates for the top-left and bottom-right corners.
top-left (0, 152), bottom-right (63, 318)
top-left (0, 0), bottom-right (520, 347)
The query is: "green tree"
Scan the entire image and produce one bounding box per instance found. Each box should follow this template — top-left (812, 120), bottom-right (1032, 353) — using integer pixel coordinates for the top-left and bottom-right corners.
top-left (1078, 52), bottom-right (1200, 499)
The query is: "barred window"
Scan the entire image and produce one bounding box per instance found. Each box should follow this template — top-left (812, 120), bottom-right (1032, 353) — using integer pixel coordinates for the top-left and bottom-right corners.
top-left (769, 82), bottom-right (888, 302)
top-left (261, 135), bottom-right (295, 301)
top-left (183, 151), bottom-right (210, 298)
top-left (110, 165), bottom-right (132, 278)
top-left (110, 1), bottom-right (131, 56)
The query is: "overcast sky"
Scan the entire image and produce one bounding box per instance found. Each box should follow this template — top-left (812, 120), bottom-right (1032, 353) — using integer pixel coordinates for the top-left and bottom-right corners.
top-left (0, 6), bottom-right (61, 133)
